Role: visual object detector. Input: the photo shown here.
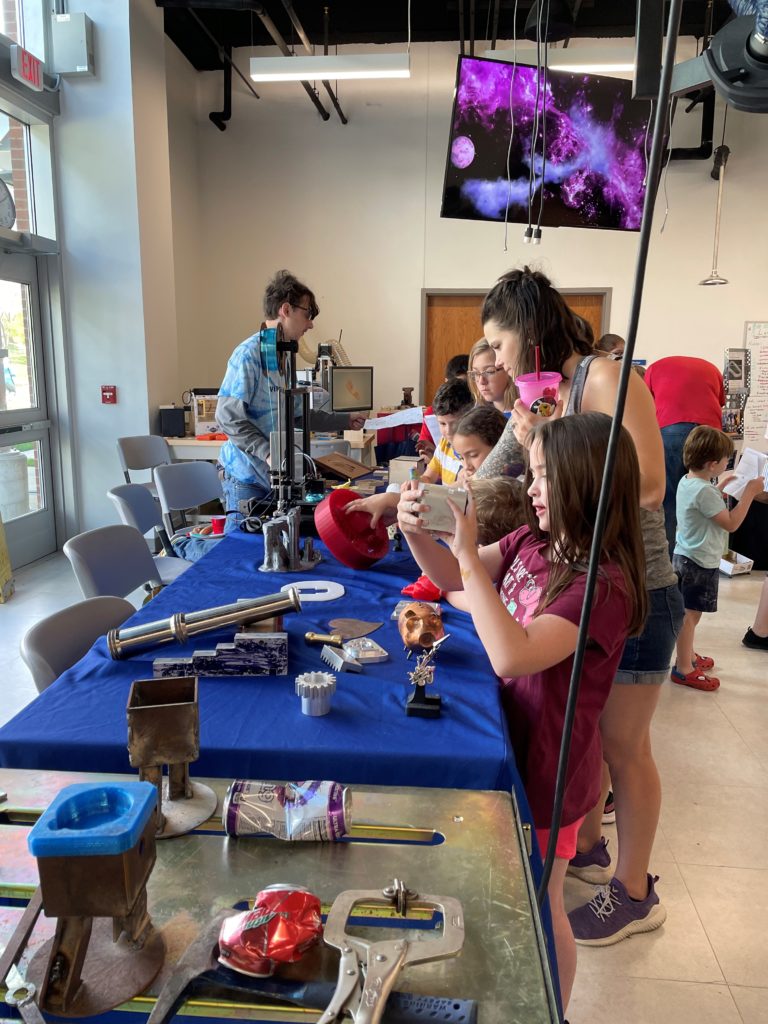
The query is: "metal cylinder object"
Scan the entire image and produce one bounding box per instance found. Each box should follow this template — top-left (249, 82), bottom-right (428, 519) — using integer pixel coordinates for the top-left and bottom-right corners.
top-left (107, 589), bottom-right (302, 659)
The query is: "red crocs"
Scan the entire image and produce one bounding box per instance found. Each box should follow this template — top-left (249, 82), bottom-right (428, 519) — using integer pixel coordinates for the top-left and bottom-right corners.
top-left (670, 666), bottom-right (720, 691)
top-left (693, 652), bottom-right (715, 670)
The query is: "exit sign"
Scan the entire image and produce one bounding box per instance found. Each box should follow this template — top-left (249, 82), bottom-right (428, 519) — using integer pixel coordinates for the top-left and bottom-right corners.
top-left (10, 44), bottom-right (43, 92)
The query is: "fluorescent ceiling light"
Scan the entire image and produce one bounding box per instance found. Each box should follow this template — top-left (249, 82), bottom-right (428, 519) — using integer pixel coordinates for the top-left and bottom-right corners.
top-left (250, 53), bottom-right (411, 82)
top-left (483, 46), bottom-right (635, 73)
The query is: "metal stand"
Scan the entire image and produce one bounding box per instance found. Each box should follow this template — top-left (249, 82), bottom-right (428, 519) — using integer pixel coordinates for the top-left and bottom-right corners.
top-left (260, 507), bottom-right (321, 572)
top-left (260, 327), bottom-right (323, 572)
top-left (126, 676), bottom-right (217, 839)
top-left (25, 784), bottom-right (164, 1017)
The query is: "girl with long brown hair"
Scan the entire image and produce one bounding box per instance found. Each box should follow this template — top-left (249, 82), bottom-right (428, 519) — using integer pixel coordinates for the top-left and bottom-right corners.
top-left (478, 266), bottom-right (683, 950)
top-left (396, 412), bottom-right (647, 1012)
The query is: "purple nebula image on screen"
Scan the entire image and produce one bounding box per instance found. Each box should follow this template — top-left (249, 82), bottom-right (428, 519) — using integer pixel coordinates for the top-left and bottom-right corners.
top-left (441, 56), bottom-right (650, 232)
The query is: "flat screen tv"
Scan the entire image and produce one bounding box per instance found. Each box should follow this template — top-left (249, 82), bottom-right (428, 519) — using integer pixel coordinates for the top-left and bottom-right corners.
top-left (441, 55), bottom-right (651, 232)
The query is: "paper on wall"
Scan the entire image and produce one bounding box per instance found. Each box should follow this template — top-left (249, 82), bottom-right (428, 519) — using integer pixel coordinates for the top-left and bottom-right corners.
top-left (723, 447), bottom-right (768, 501)
top-left (363, 408), bottom-right (424, 430)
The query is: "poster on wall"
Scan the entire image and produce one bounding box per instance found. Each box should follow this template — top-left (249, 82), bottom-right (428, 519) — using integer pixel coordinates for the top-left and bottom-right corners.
top-left (743, 322), bottom-right (768, 453)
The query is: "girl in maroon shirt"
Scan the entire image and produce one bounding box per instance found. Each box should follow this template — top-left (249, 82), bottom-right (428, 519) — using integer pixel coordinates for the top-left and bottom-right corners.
top-left (397, 412), bottom-right (647, 1013)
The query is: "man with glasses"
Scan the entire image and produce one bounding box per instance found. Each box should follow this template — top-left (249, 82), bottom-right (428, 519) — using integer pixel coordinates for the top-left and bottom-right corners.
top-left (216, 269), bottom-right (363, 531)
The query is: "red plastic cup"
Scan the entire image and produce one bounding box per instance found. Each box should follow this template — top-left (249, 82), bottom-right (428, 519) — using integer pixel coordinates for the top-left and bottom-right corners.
top-left (211, 515), bottom-right (227, 535)
top-left (515, 372), bottom-right (562, 417)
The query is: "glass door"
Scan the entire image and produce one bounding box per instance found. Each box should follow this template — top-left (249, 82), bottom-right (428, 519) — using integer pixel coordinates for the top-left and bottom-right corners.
top-left (0, 254), bottom-right (56, 567)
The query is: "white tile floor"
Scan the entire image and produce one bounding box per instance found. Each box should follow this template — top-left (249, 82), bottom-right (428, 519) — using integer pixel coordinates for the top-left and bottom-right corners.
top-left (0, 557), bottom-right (766, 1023)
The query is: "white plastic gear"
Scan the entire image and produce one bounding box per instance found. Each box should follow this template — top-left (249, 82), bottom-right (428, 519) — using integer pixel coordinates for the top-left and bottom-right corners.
top-left (295, 670), bottom-right (336, 717)
top-left (295, 671), bottom-right (336, 695)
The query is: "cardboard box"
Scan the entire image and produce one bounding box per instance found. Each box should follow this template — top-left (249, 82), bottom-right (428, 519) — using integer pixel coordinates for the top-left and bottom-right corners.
top-left (388, 456), bottom-right (424, 486)
top-left (419, 483), bottom-right (469, 533)
top-left (719, 550), bottom-right (754, 576)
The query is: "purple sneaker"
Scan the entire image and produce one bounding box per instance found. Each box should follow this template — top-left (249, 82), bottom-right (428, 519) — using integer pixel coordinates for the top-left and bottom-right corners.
top-left (568, 874), bottom-right (666, 946)
top-left (567, 837), bottom-right (611, 884)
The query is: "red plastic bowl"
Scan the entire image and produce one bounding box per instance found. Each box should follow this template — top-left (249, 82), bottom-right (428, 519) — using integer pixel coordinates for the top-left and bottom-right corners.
top-left (314, 489), bottom-right (389, 569)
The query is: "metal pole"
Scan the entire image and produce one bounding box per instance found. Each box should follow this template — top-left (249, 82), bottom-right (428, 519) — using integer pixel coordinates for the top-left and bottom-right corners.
top-left (536, 0), bottom-right (685, 908)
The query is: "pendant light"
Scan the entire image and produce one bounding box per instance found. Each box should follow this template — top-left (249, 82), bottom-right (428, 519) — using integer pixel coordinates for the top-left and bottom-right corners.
top-left (699, 143), bottom-right (730, 286)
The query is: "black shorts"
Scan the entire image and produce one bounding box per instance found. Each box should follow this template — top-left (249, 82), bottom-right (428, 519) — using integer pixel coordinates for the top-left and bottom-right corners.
top-left (673, 554), bottom-right (720, 613)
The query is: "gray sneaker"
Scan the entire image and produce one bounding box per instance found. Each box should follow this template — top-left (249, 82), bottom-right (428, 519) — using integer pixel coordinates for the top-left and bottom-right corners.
top-left (567, 836), bottom-right (611, 884)
top-left (568, 874), bottom-right (666, 946)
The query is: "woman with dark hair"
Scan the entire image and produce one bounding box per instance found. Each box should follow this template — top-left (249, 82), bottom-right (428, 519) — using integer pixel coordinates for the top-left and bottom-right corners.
top-left (478, 266), bottom-right (683, 947)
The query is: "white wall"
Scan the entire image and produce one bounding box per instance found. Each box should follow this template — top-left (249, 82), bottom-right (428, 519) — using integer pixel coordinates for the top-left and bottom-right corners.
top-left (55, 0), bottom-right (181, 530)
top-left (165, 37), bottom-right (202, 394)
top-left (170, 40), bottom-right (768, 407)
top-left (55, 0), bottom-right (150, 530)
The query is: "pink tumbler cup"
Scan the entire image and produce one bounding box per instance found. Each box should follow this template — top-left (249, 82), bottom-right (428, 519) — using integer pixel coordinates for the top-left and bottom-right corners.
top-left (515, 372), bottom-right (562, 417)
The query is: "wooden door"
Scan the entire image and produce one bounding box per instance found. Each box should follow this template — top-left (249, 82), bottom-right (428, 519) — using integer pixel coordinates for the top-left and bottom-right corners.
top-left (423, 291), bottom-right (607, 405)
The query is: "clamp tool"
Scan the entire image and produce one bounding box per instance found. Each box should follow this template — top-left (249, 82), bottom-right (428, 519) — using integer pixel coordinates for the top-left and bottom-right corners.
top-left (317, 885), bottom-right (465, 1024)
top-left (0, 888), bottom-right (45, 1024)
top-left (146, 905), bottom-right (474, 1024)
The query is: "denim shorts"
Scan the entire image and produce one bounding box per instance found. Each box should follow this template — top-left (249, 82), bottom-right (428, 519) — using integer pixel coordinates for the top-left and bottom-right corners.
top-left (672, 554), bottom-right (720, 613)
top-left (615, 583), bottom-right (684, 685)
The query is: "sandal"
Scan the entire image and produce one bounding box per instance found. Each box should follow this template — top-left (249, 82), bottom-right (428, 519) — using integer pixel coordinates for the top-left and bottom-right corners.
top-left (694, 652), bottom-right (715, 670)
top-left (671, 666), bottom-right (720, 691)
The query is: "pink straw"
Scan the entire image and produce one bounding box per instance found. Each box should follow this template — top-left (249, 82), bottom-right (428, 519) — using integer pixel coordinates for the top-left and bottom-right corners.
top-left (535, 345), bottom-right (541, 380)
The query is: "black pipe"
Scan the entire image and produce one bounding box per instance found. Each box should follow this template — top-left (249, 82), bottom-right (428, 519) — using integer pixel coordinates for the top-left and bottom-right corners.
top-left (670, 89), bottom-right (715, 159)
top-left (536, 0), bottom-right (685, 911)
top-left (184, 8), bottom-right (260, 101)
top-left (280, 0), bottom-right (347, 124)
top-left (459, 0), bottom-right (465, 56)
top-left (210, 44), bottom-right (232, 130)
top-left (157, 0), bottom-right (330, 121)
top-left (490, 0), bottom-right (500, 50)
top-left (470, 0), bottom-right (476, 56)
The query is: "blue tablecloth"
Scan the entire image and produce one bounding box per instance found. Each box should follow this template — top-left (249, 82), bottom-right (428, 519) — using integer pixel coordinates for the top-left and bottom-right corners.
top-left (1, 532), bottom-right (559, 1000)
top-left (0, 534), bottom-right (519, 791)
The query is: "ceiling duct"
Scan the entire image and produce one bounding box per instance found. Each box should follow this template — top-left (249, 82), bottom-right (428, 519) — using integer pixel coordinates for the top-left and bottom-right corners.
top-left (156, 0), bottom-right (332, 121)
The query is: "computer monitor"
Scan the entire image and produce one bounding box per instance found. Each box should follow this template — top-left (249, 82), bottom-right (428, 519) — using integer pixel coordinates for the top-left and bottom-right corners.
top-left (330, 366), bottom-right (373, 413)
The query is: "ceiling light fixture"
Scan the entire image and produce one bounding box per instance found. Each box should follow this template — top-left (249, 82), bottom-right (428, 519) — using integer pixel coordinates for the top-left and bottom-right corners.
top-left (483, 45), bottom-right (636, 74)
top-left (250, 52), bottom-right (411, 82)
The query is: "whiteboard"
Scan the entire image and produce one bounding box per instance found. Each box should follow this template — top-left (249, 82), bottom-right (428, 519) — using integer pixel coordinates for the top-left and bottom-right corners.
top-left (743, 322), bottom-right (768, 453)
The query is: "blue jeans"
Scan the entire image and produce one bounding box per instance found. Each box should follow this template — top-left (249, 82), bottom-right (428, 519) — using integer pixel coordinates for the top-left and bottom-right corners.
top-left (661, 422), bottom-right (697, 555)
top-left (616, 583), bottom-right (684, 684)
top-left (219, 471), bottom-right (270, 534)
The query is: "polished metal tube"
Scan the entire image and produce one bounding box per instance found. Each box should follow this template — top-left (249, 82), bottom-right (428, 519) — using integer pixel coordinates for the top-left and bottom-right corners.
top-left (107, 589), bottom-right (301, 659)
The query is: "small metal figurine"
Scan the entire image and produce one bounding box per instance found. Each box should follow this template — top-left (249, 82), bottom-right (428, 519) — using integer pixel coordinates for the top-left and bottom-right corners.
top-left (406, 634), bottom-right (449, 718)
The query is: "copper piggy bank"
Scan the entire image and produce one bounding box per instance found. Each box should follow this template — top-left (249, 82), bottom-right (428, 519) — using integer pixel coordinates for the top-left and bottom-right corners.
top-left (397, 602), bottom-right (445, 651)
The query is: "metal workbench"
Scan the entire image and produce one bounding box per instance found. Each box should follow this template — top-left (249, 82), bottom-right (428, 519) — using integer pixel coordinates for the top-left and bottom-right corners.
top-left (0, 769), bottom-right (559, 1023)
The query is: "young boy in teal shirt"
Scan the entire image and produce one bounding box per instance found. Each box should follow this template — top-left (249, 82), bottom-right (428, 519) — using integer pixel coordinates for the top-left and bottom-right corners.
top-left (672, 426), bottom-right (764, 691)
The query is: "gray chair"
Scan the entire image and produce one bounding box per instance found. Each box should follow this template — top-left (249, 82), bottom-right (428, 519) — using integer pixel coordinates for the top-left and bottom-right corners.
top-left (64, 524), bottom-right (168, 599)
top-left (153, 461), bottom-right (224, 536)
top-left (116, 435), bottom-right (172, 490)
top-left (106, 484), bottom-right (193, 582)
top-left (20, 597), bottom-right (135, 693)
